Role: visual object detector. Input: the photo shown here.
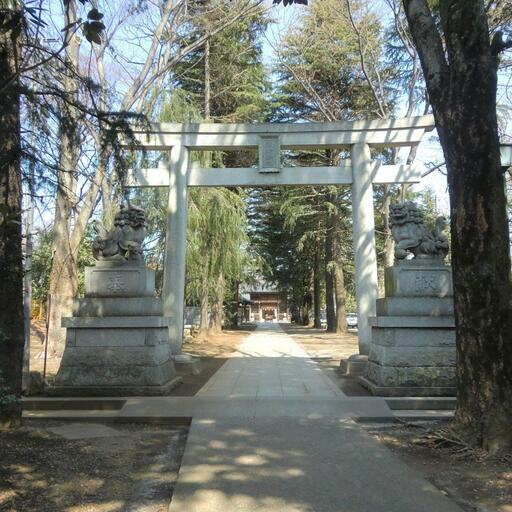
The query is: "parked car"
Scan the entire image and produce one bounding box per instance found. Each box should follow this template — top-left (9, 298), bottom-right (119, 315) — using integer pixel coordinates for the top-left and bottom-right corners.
top-left (346, 314), bottom-right (358, 329)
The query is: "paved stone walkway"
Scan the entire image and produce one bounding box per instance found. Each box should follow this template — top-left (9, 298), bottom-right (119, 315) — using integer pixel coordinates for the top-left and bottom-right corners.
top-left (168, 324), bottom-right (463, 512)
top-left (198, 323), bottom-right (344, 399)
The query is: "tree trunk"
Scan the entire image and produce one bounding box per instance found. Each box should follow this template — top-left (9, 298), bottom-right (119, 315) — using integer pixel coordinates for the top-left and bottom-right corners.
top-left (98, 150), bottom-right (118, 231)
top-left (332, 208), bottom-right (347, 334)
top-left (301, 304), bottom-right (310, 326)
top-left (199, 270), bottom-right (209, 335)
top-left (333, 260), bottom-right (347, 334)
top-left (38, 300), bottom-right (45, 321)
top-left (47, 128), bottom-right (80, 356)
top-left (382, 185), bottom-right (394, 268)
top-left (404, 0), bottom-right (512, 452)
top-left (302, 287), bottom-right (312, 326)
top-left (313, 243), bottom-right (322, 329)
top-left (226, 280), bottom-right (240, 328)
top-left (47, 0), bottom-right (83, 356)
top-left (0, 9), bottom-right (23, 425)
top-left (22, 151), bottom-right (35, 392)
top-left (204, 37), bottom-right (211, 120)
top-left (209, 272), bottom-right (225, 334)
top-left (325, 200), bottom-right (336, 332)
top-left (441, 110), bottom-right (512, 452)
top-left (234, 281), bottom-right (240, 327)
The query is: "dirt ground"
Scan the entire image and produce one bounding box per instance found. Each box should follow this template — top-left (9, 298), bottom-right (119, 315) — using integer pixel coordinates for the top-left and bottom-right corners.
top-left (364, 422), bottom-right (512, 512)
top-left (29, 320), bottom-right (60, 380)
top-left (19, 322), bottom-right (512, 512)
top-left (0, 421), bottom-right (188, 512)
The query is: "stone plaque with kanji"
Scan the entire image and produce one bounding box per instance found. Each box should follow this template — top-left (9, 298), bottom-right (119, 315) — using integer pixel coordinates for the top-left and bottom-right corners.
top-left (259, 135), bottom-right (280, 173)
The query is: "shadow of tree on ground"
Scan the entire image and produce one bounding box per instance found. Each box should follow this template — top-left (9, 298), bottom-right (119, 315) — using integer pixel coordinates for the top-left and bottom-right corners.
top-left (0, 421), bottom-right (188, 512)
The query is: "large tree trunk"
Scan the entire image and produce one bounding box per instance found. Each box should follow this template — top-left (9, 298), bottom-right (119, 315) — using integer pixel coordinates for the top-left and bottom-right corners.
top-left (301, 305), bottom-right (310, 326)
top-left (22, 151), bottom-right (35, 392)
top-left (0, 9), bottom-right (23, 425)
top-left (47, 0), bottom-right (81, 356)
top-left (47, 247), bottom-right (79, 356)
top-left (209, 272), bottom-right (225, 334)
top-left (325, 197), bottom-right (336, 332)
top-left (47, 130), bottom-right (80, 356)
top-left (47, 1), bottom-right (105, 356)
top-left (301, 287), bottom-right (311, 326)
top-left (333, 259), bottom-right (347, 334)
top-left (404, 0), bottom-right (512, 452)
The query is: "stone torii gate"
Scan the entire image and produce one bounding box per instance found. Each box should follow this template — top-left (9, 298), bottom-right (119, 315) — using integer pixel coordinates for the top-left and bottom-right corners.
top-left (122, 115), bottom-right (436, 355)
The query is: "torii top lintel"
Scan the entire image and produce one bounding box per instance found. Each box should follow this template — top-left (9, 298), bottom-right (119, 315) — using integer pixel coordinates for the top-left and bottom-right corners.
top-left (124, 115), bottom-right (436, 151)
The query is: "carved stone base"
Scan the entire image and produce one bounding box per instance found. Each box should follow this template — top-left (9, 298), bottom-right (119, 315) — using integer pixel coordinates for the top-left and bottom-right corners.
top-left (384, 260), bottom-right (453, 298)
top-left (364, 262), bottom-right (456, 397)
top-left (48, 377), bottom-right (183, 397)
top-left (53, 314), bottom-right (180, 395)
top-left (359, 377), bottom-right (455, 397)
top-left (53, 269), bottom-right (181, 396)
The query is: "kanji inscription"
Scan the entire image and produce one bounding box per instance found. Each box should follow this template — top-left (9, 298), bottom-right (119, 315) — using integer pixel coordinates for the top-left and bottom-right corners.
top-left (259, 135), bottom-right (280, 173)
top-left (107, 273), bottom-right (127, 293)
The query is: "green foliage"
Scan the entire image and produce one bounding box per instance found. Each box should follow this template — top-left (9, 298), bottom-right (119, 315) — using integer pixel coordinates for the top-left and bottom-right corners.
top-left (31, 227), bottom-right (96, 303)
top-left (158, 88), bottom-right (203, 124)
top-left (186, 187), bottom-right (253, 304)
top-left (171, 0), bottom-right (270, 122)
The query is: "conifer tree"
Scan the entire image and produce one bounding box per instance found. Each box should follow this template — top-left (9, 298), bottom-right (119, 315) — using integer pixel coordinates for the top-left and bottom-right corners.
top-left (260, 0), bottom-right (390, 331)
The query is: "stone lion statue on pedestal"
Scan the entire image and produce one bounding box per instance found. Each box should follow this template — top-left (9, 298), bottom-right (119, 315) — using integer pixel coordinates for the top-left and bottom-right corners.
top-left (92, 205), bottom-right (147, 264)
top-left (390, 202), bottom-right (449, 261)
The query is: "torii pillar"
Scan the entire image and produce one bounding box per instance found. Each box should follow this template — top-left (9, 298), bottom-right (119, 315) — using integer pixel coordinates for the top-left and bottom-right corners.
top-left (351, 143), bottom-right (378, 356)
top-left (163, 145), bottom-right (189, 353)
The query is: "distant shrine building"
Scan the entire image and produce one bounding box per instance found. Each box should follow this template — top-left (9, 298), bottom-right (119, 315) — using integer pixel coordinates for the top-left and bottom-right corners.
top-left (240, 282), bottom-right (289, 323)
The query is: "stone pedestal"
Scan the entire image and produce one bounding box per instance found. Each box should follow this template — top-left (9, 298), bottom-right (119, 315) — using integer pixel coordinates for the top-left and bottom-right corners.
top-left (173, 353), bottom-right (203, 376)
top-left (360, 260), bottom-right (456, 396)
top-left (51, 264), bottom-right (182, 396)
top-left (339, 354), bottom-right (368, 377)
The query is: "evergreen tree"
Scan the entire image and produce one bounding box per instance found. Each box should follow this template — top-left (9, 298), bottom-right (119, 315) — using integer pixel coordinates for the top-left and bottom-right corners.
top-left (251, 0), bottom-right (390, 331)
top-left (171, 0), bottom-right (269, 123)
